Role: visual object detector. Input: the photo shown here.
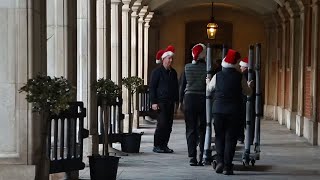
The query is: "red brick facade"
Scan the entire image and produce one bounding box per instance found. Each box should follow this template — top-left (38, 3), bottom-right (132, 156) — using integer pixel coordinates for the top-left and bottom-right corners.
top-left (304, 70), bottom-right (311, 118)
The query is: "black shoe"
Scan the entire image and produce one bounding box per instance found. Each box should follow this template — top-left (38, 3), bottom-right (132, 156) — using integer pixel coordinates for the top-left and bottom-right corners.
top-left (163, 146), bottom-right (174, 153)
top-left (224, 165), bottom-right (234, 175)
top-left (215, 163), bottom-right (224, 174)
top-left (189, 157), bottom-right (198, 166)
top-left (153, 146), bottom-right (165, 153)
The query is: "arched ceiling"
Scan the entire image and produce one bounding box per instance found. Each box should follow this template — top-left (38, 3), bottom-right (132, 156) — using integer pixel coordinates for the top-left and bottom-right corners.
top-left (143, 0), bottom-right (284, 16)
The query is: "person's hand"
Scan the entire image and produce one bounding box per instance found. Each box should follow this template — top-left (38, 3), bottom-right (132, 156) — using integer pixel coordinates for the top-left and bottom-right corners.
top-left (152, 104), bottom-right (159, 111)
top-left (206, 77), bottom-right (211, 85)
top-left (247, 80), bottom-right (254, 88)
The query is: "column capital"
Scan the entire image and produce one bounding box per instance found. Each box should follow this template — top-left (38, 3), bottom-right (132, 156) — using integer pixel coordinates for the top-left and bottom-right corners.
top-left (131, 0), bottom-right (141, 16)
top-left (277, 6), bottom-right (290, 23)
top-left (111, 0), bottom-right (121, 4)
top-left (295, 0), bottom-right (311, 12)
top-left (138, 6), bottom-right (148, 22)
top-left (285, 0), bottom-right (301, 18)
top-left (144, 12), bottom-right (154, 22)
top-left (122, 0), bottom-right (131, 12)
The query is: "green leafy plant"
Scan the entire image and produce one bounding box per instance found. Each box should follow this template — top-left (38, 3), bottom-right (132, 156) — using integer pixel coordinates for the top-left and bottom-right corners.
top-left (122, 76), bottom-right (143, 133)
top-left (93, 78), bottom-right (121, 103)
top-left (19, 74), bottom-right (75, 115)
top-left (122, 76), bottom-right (143, 95)
top-left (19, 74), bottom-right (75, 180)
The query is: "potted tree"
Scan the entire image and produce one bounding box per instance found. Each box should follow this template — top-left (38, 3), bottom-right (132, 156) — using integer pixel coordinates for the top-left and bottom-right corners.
top-left (89, 78), bottom-right (121, 180)
top-left (121, 76), bottom-right (144, 153)
top-left (19, 74), bottom-right (75, 180)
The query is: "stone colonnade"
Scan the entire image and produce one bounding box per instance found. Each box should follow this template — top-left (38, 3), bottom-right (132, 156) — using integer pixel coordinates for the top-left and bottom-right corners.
top-left (264, 0), bottom-right (320, 145)
top-left (0, 0), bottom-right (154, 179)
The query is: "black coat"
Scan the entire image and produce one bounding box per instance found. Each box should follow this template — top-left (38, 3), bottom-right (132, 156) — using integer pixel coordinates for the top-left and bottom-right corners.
top-left (149, 65), bottom-right (179, 104)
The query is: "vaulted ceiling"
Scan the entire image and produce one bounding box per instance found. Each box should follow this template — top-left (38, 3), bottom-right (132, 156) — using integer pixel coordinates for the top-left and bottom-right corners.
top-left (142, 0), bottom-right (285, 16)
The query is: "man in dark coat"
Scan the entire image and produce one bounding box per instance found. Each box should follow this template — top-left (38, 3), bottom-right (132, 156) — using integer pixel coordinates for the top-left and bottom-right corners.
top-left (207, 49), bottom-right (253, 175)
top-left (150, 45), bottom-right (179, 153)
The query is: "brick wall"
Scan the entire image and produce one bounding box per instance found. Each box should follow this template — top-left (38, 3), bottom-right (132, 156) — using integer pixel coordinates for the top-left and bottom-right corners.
top-left (304, 70), bottom-right (311, 118)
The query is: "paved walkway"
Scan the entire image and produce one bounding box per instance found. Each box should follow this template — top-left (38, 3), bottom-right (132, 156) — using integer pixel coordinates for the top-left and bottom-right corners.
top-left (79, 119), bottom-right (320, 180)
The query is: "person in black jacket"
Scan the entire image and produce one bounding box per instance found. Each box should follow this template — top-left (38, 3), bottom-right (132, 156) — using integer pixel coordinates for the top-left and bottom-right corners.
top-left (206, 49), bottom-right (253, 175)
top-left (150, 45), bottom-right (179, 153)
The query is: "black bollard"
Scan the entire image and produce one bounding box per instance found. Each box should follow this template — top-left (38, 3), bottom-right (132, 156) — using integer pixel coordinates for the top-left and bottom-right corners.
top-left (203, 43), bottom-right (213, 165)
top-left (254, 43), bottom-right (262, 160)
top-left (243, 45), bottom-right (254, 166)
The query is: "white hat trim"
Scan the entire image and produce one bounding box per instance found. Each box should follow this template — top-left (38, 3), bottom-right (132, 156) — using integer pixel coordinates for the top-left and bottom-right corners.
top-left (221, 58), bottom-right (237, 68)
top-left (161, 51), bottom-right (174, 59)
top-left (239, 61), bottom-right (248, 67)
top-left (156, 59), bottom-right (161, 64)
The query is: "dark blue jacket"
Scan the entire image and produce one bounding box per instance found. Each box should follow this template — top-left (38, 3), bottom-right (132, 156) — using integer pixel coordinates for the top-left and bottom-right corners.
top-left (149, 65), bottom-right (179, 104)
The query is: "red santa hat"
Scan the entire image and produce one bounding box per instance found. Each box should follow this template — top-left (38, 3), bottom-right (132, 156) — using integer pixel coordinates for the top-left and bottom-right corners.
top-left (191, 43), bottom-right (206, 64)
top-left (239, 57), bottom-right (248, 68)
top-left (221, 49), bottom-right (241, 68)
top-left (161, 45), bottom-right (175, 60)
top-left (155, 49), bottom-right (165, 64)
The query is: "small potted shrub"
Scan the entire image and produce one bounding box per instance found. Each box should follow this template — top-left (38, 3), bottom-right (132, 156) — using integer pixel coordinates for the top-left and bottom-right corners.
top-left (19, 74), bottom-right (75, 180)
top-left (89, 78), bottom-right (121, 180)
top-left (121, 76), bottom-right (144, 153)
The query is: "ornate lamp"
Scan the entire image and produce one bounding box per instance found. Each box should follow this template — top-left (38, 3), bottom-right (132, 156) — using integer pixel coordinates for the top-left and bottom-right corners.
top-left (207, 2), bottom-right (218, 39)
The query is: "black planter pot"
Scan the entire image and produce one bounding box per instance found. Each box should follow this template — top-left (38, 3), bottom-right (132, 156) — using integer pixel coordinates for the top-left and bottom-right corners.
top-left (88, 155), bottom-right (120, 180)
top-left (120, 132), bottom-right (144, 153)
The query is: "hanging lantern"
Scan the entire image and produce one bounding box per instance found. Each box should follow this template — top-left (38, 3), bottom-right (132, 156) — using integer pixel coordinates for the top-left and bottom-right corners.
top-left (206, 2), bottom-right (218, 40)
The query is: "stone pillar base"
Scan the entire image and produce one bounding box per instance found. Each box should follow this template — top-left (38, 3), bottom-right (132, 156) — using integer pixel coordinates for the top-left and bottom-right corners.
top-left (284, 109), bottom-right (296, 130)
top-left (277, 106), bottom-right (285, 125)
top-left (295, 114), bottom-right (304, 137)
top-left (264, 105), bottom-right (277, 120)
top-left (0, 165), bottom-right (35, 180)
top-left (303, 118), bottom-right (318, 145)
top-left (123, 114), bottom-right (130, 133)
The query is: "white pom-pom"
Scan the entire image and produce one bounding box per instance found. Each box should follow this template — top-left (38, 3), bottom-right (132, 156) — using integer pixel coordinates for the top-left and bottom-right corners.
top-left (192, 60), bottom-right (197, 64)
top-left (156, 59), bottom-right (161, 64)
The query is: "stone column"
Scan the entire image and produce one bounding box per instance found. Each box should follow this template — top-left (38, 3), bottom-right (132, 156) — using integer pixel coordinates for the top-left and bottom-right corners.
top-left (295, 0), bottom-right (309, 136)
top-left (138, 6), bottom-right (148, 79)
top-left (131, 1), bottom-right (142, 129)
top-left (47, 0), bottom-right (77, 84)
top-left (0, 0), bottom-right (46, 178)
top-left (122, 0), bottom-right (131, 116)
top-left (77, 0), bottom-right (98, 158)
top-left (97, 0), bottom-right (111, 79)
top-left (277, 7), bottom-right (290, 125)
top-left (310, 0), bottom-right (319, 145)
top-left (285, 0), bottom-right (301, 130)
top-left (131, 0), bottom-right (142, 77)
top-left (111, 0), bottom-right (122, 85)
top-left (143, 12), bottom-right (154, 84)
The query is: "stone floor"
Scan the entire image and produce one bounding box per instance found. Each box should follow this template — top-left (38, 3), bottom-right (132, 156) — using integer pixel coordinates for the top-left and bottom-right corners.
top-left (79, 118), bottom-right (320, 180)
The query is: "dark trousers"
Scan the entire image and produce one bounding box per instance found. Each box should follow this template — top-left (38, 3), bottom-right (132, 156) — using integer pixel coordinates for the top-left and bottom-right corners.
top-left (154, 102), bottom-right (174, 148)
top-left (184, 94), bottom-right (206, 158)
top-left (213, 113), bottom-right (240, 167)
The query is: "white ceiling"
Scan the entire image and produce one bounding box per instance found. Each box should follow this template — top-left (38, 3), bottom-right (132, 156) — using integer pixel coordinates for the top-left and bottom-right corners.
top-left (143, 0), bottom-right (283, 16)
